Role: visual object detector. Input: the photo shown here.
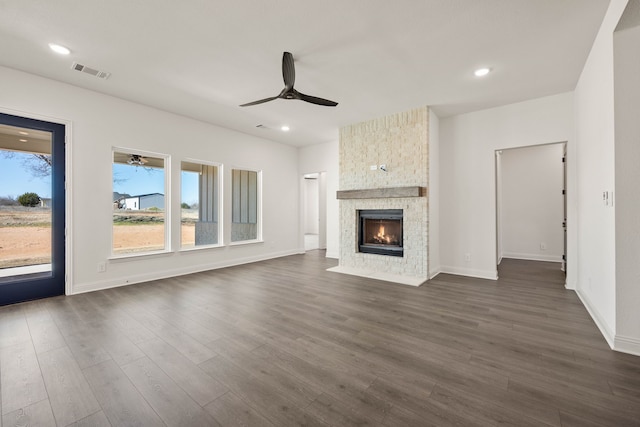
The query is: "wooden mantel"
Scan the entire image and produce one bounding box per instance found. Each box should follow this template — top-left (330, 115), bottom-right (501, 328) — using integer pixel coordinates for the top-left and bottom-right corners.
top-left (336, 186), bottom-right (426, 200)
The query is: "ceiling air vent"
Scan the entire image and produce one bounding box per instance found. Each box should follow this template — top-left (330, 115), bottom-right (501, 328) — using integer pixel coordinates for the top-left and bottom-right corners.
top-left (71, 62), bottom-right (111, 80)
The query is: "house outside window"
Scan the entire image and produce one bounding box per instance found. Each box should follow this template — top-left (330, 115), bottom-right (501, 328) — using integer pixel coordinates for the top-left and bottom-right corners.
top-left (231, 168), bottom-right (260, 242)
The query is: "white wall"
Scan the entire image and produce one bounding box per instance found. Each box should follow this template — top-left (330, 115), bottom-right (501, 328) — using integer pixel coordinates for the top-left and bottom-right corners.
top-left (0, 66), bottom-right (301, 294)
top-left (614, 10), bottom-right (640, 355)
top-left (499, 144), bottom-right (564, 263)
top-left (298, 140), bottom-right (339, 258)
top-left (439, 93), bottom-right (573, 279)
top-left (572, 0), bottom-right (628, 346)
top-left (428, 109), bottom-right (440, 278)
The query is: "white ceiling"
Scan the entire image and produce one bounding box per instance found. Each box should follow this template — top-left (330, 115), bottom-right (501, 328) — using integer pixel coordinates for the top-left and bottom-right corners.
top-left (0, 0), bottom-right (609, 147)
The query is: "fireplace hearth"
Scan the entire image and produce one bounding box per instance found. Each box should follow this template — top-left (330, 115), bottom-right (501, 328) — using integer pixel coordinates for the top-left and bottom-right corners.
top-left (358, 209), bottom-right (403, 257)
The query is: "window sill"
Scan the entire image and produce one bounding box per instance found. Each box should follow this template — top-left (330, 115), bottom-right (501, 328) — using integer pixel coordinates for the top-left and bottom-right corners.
top-left (179, 244), bottom-right (224, 253)
top-left (109, 249), bottom-right (173, 261)
top-left (229, 239), bottom-right (264, 247)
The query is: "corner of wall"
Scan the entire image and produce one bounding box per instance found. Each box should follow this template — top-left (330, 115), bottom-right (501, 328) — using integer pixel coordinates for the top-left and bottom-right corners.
top-left (575, 289), bottom-right (615, 349)
top-left (614, 335), bottom-right (640, 356)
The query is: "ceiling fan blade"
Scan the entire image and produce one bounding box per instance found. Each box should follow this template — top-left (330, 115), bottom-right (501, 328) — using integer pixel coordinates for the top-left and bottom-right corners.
top-left (282, 52), bottom-right (295, 90)
top-left (297, 91), bottom-right (338, 107)
top-left (239, 96), bottom-right (279, 107)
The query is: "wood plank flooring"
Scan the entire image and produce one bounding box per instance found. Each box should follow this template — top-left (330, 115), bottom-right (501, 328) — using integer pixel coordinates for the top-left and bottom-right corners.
top-left (1, 252), bottom-right (639, 426)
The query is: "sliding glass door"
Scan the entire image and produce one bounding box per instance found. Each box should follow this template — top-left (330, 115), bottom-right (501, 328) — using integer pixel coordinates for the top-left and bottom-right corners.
top-left (0, 112), bottom-right (65, 305)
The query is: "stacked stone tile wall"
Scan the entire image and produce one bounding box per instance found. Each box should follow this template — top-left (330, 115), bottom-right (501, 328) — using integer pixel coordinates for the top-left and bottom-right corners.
top-left (339, 107), bottom-right (429, 278)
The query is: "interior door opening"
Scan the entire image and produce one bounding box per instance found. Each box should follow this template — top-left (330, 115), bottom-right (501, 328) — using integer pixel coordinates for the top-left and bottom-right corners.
top-left (495, 142), bottom-right (565, 272)
top-left (302, 172), bottom-right (326, 251)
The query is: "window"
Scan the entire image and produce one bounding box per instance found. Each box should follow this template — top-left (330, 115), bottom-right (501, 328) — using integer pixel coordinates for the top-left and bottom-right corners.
top-left (181, 160), bottom-right (220, 248)
top-left (0, 126), bottom-right (53, 274)
top-left (112, 150), bottom-right (167, 255)
top-left (231, 169), bottom-right (260, 242)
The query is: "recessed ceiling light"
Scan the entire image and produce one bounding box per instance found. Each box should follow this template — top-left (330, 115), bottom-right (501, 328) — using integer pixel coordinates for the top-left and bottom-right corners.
top-left (19, 139), bottom-right (27, 142)
top-left (49, 43), bottom-right (71, 55)
top-left (474, 67), bottom-right (491, 77)
top-left (18, 131), bottom-right (29, 135)
top-left (281, 125), bottom-right (290, 132)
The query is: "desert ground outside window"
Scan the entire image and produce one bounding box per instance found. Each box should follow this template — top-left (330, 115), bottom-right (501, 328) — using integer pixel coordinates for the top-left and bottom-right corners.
top-left (231, 168), bottom-right (261, 243)
top-left (112, 149), bottom-right (169, 256)
top-left (181, 160), bottom-right (222, 249)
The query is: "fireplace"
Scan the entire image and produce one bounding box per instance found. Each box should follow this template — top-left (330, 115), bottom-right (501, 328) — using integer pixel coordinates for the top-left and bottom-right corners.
top-left (358, 209), bottom-right (403, 257)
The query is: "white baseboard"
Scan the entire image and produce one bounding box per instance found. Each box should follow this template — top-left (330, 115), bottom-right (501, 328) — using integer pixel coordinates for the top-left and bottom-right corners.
top-left (501, 252), bottom-right (563, 263)
top-left (614, 335), bottom-right (640, 356)
top-left (575, 289), bottom-right (615, 349)
top-left (438, 265), bottom-right (498, 280)
top-left (71, 249), bottom-right (301, 295)
top-left (577, 290), bottom-right (640, 356)
top-left (428, 267), bottom-right (441, 280)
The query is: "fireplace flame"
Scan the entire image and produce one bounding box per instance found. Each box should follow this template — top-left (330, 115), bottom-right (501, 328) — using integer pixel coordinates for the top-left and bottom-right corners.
top-left (377, 225), bottom-right (392, 244)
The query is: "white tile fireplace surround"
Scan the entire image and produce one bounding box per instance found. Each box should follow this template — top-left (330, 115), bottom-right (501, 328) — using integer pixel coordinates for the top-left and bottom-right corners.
top-left (328, 107), bottom-right (429, 286)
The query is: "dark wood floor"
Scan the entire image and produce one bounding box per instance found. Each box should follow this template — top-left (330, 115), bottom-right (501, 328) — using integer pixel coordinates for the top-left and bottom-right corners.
top-left (1, 252), bottom-right (639, 426)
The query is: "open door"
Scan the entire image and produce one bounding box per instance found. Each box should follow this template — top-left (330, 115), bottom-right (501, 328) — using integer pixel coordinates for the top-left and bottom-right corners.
top-left (0, 112), bottom-right (66, 305)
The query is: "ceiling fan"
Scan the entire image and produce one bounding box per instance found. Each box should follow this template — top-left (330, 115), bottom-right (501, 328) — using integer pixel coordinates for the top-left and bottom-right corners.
top-left (240, 52), bottom-right (338, 107)
top-left (127, 154), bottom-right (148, 166)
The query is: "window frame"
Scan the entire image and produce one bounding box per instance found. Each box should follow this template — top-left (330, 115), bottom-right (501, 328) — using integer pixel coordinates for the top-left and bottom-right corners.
top-left (110, 147), bottom-right (171, 259)
top-left (229, 167), bottom-right (262, 245)
top-left (179, 158), bottom-right (224, 251)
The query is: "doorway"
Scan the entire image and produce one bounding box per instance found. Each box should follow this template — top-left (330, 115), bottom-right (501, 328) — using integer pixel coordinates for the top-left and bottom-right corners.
top-left (302, 172), bottom-right (326, 251)
top-left (0, 112), bottom-right (66, 305)
top-left (495, 143), bottom-right (565, 269)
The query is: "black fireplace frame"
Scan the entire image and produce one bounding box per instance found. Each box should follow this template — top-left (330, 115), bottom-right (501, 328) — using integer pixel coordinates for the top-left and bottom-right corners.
top-left (357, 209), bottom-right (404, 257)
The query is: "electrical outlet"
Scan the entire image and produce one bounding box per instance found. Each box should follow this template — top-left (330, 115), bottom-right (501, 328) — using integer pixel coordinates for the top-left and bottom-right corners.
top-left (540, 242), bottom-right (547, 250)
top-left (97, 262), bottom-right (106, 273)
top-left (464, 253), bottom-right (471, 262)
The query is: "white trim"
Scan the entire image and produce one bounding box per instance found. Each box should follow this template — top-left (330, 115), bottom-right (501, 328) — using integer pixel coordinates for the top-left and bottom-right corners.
top-left (180, 158), bottom-right (223, 248)
top-left (229, 166), bottom-right (262, 244)
top-left (228, 239), bottom-right (264, 246)
top-left (575, 289), bottom-right (615, 349)
top-left (428, 267), bottom-right (441, 280)
top-left (71, 249), bottom-right (300, 295)
top-left (108, 249), bottom-right (173, 261)
top-left (614, 335), bottom-right (640, 356)
top-left (0, 106), bottom-right (73, 295)
top-left (439, 265), bottom-right (499, 280)
top-left (111, 146), bottom-right (170, 257)
top-left (0, 264), bottom-right (51, 278)
top-left (179, 244), bottom-right (224, 253)
top-left (501, 253), bottom-right (563, 263)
